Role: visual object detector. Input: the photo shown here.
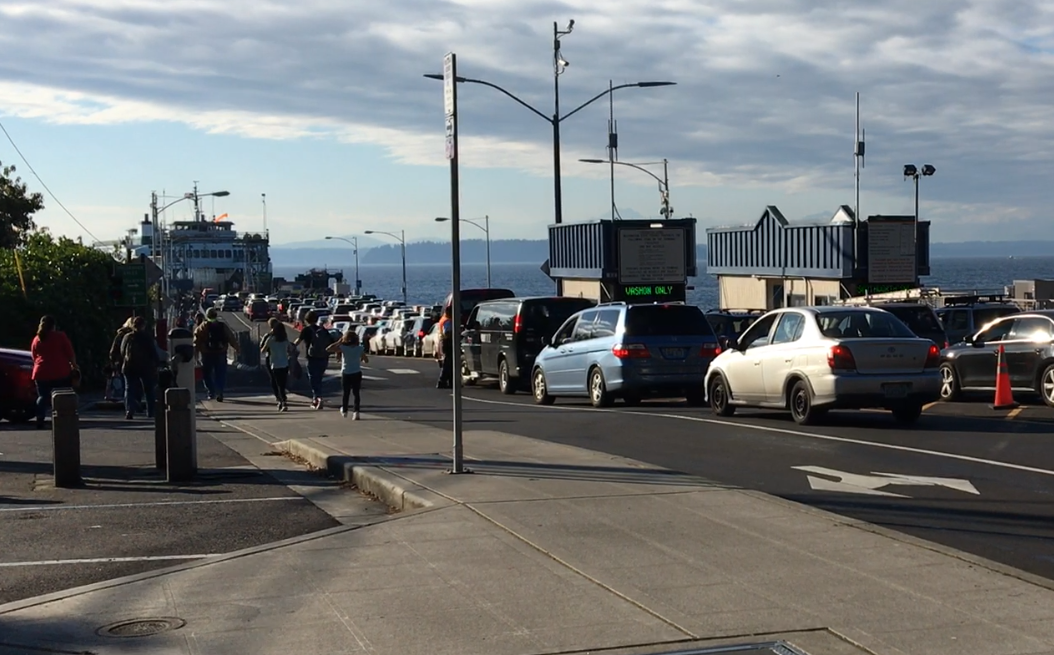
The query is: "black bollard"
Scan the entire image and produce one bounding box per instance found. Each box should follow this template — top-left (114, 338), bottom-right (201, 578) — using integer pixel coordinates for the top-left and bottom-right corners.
top-left (165, 387), bottom-right (195, 482)
top-left (52, 391), bottom-right (81, 488)
top-left (155, 367), bottom-right (173, 470)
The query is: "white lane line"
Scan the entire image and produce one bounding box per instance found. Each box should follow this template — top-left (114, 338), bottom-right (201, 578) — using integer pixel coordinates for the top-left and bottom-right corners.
top-left (0, 496), bottom-right (302, 513)
top-left (0, 554), bottom-right (220, 568)
top-left (463, 396), bottom-right (1054, 480)
top-left (363, 375), bottom-right (387, 381)
top-left (386, 369), bottom-right (420, 375)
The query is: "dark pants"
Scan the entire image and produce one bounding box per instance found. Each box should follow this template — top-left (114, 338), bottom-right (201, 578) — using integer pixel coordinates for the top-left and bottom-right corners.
top-left (35, 377), bottom-right (73, 423)
top-left (306, 357), bottom-right (328, 400)
top-left (124, 372), bottom-right (157, 416)
top-left (341, 372), bottom-right (363, 412)
top-left (269, 367), bottom-right (289, 403)
top-left (437, 338), bottom-right (453, 387)
top-left (201, 352), bottom-right (228, 399)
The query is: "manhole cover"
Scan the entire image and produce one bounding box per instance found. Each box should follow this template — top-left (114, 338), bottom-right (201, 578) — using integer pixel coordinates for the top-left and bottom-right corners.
top-left (95, 617), bottom-right (186, 638)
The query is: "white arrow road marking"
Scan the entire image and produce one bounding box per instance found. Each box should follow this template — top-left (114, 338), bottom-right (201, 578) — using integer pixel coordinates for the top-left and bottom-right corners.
top-left (792, 466), bottom-right (980, 497)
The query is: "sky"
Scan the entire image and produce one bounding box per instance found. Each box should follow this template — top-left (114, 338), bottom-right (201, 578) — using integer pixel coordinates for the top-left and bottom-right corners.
top-left (1, 0), bottom-right (1053, 246)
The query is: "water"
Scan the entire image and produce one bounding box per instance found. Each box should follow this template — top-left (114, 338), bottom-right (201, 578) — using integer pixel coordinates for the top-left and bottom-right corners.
top-left (273, 256), bottom-right (1054, 308)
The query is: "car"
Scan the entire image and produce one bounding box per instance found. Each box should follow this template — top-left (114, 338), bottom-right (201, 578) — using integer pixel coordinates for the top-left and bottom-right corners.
top-left (705, 306), bottom-right (941, 425)
top-left (246, 299), bottom-right (270, 321)
top-left (362, 325), bottom-right (384, 354)
top-left (368, 321), bottom-right (392, 355)
top-left (462, 296), bottom-right (596, 393)
top-left (705, 309), bottom-right (765, 342)
top-left (870, 303), bottom-right (948, 349)
top-left (421, 322), bottom-right (442, 357)
top-left (936, 295), bottom-right (1020, 345)
top-left (0, 348), bottom-right (36, 423)
top-left (383, 317), bottom-right (419, 356)
top-left (441, 288), bottom-right (516, 326)
top-left (531, 302), bottom-right (722, 407)
top-left (221, 295), bottom-right (241, 312)
top-left (938, 310), bottom-right (1054, 406)
top-left (405, 316), bottom-right (435, 357)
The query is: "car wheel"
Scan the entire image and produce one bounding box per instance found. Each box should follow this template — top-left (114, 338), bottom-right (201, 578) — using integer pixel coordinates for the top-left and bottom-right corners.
top-left (1039, 364), bottom-right (1054, 408)
top-left (789, 380), bottom-right (821, 425)
top-left (498, 359), bottom-right (516, 395)
top-left (589, 367), bottom-right (613, 408)
top-left (939, 363), bottom-right (961, 401)
top-left (685, 386), bottom-right (706, 407)
top-left (622, 394), bottom-right (642, 407)
top-left (461, 361), bottom-right (476, 386)
top-left (892, 402), bottom-right (924, 425)
top-left (3, 408), bottom-right (35, 423)
top-left (532, 368), bottom-right (554, 405)
top-left (708, 375), bottom-right (736, 417)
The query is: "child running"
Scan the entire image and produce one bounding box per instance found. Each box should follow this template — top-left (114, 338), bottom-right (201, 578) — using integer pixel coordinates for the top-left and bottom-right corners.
top-left (327, 329), bottom-right (368, 419)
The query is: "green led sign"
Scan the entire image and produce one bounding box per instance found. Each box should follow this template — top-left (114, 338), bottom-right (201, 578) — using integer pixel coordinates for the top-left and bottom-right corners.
top-left (614, 283), bottom-right (686, 303)
top-left (856, 282), bottom-right (917, 296)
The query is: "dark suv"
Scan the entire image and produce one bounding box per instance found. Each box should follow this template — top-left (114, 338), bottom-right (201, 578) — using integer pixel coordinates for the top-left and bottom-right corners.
top-left (871, 303), bottom-right (949, 349)
top-left (462, 296), bottom-right (596, 393)
top-left (939, 310), bottom-right (1054, 406)
top-left (936, 295), bottom-right (1020, 345)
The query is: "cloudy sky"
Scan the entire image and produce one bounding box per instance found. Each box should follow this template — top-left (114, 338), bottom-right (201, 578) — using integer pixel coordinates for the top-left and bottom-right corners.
top-left (1, 0), bottom-right (1052, 246)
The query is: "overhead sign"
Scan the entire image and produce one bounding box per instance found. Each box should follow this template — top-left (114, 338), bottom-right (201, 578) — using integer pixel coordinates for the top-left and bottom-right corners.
top-left (868, 217), bottom-right (916, 285)
top-left (618, 228), bottom-right (686, 285)
top-left (613, 283), bottom-right (686, 304)
top-left (113, 262), bottom-right (147, 307)
top-left (792, 465), bottom-right (979, 498)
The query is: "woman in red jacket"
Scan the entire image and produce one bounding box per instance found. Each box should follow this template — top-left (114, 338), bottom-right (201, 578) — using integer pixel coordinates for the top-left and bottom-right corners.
top-left (30, 315), bottom-right (77, 429)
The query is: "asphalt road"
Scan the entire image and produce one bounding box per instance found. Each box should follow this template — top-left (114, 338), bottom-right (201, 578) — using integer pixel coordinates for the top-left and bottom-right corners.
top-left (294, 345), bottom-right (1054, 583)
top-left (0, 411), bottom-right (346, 604)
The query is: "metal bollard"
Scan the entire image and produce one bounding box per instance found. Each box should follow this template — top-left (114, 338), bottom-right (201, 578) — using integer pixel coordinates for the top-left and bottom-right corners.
top-left (155, 367), bottom-right (173, 470)
top-left (52, 391), bottom-right (81, 488)
top-left (165, 387), bottom-right (196, 482)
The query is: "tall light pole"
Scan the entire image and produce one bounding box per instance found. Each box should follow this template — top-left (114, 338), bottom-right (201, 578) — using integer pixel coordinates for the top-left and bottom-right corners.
top-left (903, 164), bottom-right (935, 284)
top-left (435, 216), bottom-right (490, 287)
top-left (579, 159), bottom-right (672, 219)
top-left (423, 29), bottom-right (675, 227)
top-left (152, 186), bottom-right (229, 299)
top-left (325, 236), bottom-right (360, 294)
top-left (365, 229), bottom-right (407, 304)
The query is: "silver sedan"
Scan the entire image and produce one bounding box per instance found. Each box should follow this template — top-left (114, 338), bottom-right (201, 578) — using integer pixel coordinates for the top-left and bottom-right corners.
top-left (705, 306), bottom-right (942, 425)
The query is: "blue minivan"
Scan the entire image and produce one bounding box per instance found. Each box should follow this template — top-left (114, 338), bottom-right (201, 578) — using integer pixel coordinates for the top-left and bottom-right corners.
top-left (531, 302), bottom-right (722, 407)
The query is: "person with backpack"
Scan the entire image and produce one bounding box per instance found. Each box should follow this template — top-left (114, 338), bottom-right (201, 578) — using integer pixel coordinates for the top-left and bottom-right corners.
top-left (293, 310), bottom-right (333, 409)
top-left (120, 316), bottom-right (160, 420)
top-left (260, 318), bottom-right (294, 412)
top-left (109, 317), bottom-right (136, 368)
top-left (194, 307), bottom-right (240, 402)
top-left (327, 328), bottom-right (368, 419)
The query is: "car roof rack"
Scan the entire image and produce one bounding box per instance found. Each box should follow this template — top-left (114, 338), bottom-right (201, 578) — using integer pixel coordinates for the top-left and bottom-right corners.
top-left (941, 294), bottom-right (1013, 307)
top-left (706, 308), bottom-right (766, 314)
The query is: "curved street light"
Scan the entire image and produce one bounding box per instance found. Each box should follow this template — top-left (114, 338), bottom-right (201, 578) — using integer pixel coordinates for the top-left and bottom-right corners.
top-left (325, 236), bottom-right (360, 294)
top-left (579, 158), bottom-right (672, 219)
top-left (364, 229), bottom-right (407, 304)
top-left (436, 216), bottom-right (490, 287)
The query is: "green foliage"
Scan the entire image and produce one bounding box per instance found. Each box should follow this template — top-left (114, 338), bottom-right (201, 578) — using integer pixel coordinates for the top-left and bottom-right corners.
top-left (0, 162), bottom-right (44, 248)
top-left (0, 232), bottom-right (123, 387)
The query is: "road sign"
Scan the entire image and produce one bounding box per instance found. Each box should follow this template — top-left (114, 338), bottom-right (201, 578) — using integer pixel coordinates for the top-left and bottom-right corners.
top-left (617, 228), bottom-right (686, 284)
top-left (867, 216), bottom-right (916, 284)
top-left (443, 52), bottom-right (455, 117)
top-left (143, 257), bottom-right (164, 287)
top-left (539, 258), bottom-right (552, 280)
top-left (792, 465), bottom-right (979, 498)
top-left (113, 262), bottom-right (148, 307)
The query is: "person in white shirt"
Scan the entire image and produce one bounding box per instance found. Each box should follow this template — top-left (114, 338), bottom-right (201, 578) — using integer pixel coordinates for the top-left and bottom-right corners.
top-left (260, 318), bottom-right (295, 411)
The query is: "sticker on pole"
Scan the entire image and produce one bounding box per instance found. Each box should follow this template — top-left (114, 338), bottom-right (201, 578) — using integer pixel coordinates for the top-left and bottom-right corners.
top-left (445, 116), bottom-right (455, 160)
top-left (443, 53), bottom-right (455, 117)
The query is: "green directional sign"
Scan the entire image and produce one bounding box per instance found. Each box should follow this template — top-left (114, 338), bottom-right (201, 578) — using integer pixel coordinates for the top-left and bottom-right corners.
top-left (113, 262), bottom-right (148, 307)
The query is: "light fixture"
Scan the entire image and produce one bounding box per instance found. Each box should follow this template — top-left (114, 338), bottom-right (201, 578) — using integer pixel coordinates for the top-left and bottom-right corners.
top-left (921, 164), bottom-right (936, 176)
top-left (903, 164), bottom-right (917, 177)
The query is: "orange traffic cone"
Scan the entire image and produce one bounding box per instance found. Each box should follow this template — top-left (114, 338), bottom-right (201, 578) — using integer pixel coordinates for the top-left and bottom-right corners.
top-left (992, 344), bottom-right (1018, 410)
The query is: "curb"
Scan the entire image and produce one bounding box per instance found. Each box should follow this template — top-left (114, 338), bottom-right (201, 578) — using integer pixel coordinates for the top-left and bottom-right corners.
top-left (274, 439), bottom-right (445, 512)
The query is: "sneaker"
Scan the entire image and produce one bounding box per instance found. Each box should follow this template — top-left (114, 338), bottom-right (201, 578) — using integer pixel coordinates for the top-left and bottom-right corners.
top-left (352, 411), bottom-right (360, 421)
top-left (280, 403), bottom-right (288, 412)
top-left (125, 412), bottom-right (134, 420)
top-left (315, 399), bottom-right (324, 410)
top-left (216, 394), bottom-right (224, 402)
top-left (311, 398), bottom-right (319, 409)
top-left (340, 408), bottom-right (347, 418)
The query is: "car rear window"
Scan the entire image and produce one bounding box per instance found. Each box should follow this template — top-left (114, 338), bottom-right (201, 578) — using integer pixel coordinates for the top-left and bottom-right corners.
top-left (818, 311), bottom-right (916, 338)
top-left (881, 307), bottom-right (943, 334)
top-left (250, 300), bottom-right (268, 310)
top-left (624, 305), bottom-right (716, 337)
top-left (523, 299), bottom-right (594, 333)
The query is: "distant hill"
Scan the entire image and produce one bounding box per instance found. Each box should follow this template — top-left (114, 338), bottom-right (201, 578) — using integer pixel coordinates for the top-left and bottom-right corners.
top-left (930, 241), bottom-right (1054, 257)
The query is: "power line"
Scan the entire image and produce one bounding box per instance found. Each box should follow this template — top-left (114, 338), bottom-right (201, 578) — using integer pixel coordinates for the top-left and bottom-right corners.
top-left (0, 119), bottom-right (100, 243)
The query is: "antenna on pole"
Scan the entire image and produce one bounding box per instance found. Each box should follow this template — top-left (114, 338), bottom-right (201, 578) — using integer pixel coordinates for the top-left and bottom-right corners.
top-left (608, 79), bottom-right (620, 220)
top-left (853, 92), bottom-right (866, 300)
top-left (261, 193), bottom-right (267, 233)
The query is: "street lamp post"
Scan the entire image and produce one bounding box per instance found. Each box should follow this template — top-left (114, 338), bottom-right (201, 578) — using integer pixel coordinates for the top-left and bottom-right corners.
top-left (365, 229), bottom-right (407, 304)
top-left (424, 28), bottom-right (674, 227)
top-left (435, 216), bottom-right (490, 287)
top-left (579, 158), bottom-right (672, 219)
top-left (324, 236), bottom-right (360, 294)
top-left (151, 185), bottom-right (230, 310)
top-left (903, 164), bottom-right (935, 284)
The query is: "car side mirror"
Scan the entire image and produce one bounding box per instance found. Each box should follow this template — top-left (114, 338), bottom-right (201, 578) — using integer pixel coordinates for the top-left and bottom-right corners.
top-left (971, 338), bottom-right (986, 348)
top-left (541, 335), bottom-right (551, 347)
top-left (718, 335), bottom-right (736, 351)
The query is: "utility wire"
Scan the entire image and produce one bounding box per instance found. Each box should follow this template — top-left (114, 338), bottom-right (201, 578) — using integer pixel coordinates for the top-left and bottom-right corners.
top-left (0, 119), bottom-right (100, 243)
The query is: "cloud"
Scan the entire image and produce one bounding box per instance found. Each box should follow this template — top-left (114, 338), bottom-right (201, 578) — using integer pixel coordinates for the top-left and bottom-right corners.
top-left (2, 0), bottom-right (1054, 237)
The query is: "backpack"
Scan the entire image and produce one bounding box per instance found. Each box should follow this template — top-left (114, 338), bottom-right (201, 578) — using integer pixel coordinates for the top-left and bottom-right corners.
top-left (307, 325), bottom-right (333, 359)
top-left (122, 332), bottom-right (157, 372)
top-left (205, 322), bottom-right (228, 353)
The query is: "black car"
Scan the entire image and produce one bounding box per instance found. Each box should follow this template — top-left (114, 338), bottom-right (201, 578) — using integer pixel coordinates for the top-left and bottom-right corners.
top-left (936, 295), bottom-right (1020, 345)
top-left (938, 310), bottom-right (1054, 406)
top-left (871, 303), bottom-right (949, 349)
top-left (461, 296), bottom-right (596, 394)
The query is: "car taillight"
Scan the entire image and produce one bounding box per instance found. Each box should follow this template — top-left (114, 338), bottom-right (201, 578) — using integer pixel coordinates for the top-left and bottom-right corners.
top-left (612, 343), bottom-right (650, 359)
top-left (925, 343), bottom-right (940, 368)
top-left (514, 312), bottom-right (522, 334)
top-left (418, 330), bottom-right (425, 338)
top-left (827, 345), bottom-right (856, 371)
top-left (701, 343), bottom-right (722, 357)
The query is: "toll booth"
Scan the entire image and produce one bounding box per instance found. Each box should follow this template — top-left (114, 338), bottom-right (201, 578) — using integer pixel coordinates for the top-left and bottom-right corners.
top-left (545, 219), bottom-right (697, 303)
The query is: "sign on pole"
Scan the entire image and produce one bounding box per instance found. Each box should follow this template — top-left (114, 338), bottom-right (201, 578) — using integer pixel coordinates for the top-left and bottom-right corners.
top-left (444, 51), bottom-right (466, 473)
top-left (443, 53), bottom-right (456, 160)
top-left (867, 216), bottom-right (916, 284)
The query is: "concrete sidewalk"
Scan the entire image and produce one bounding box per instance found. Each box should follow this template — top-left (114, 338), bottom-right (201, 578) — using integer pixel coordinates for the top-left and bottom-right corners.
top-left (1, 395), bottom-right (1053, 655)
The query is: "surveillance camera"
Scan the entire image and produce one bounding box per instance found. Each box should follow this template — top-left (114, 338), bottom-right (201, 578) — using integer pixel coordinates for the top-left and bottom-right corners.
top-left (559, 58), bottom-right (570, 67)
top-left (568, 19), bottom-right (575, 29)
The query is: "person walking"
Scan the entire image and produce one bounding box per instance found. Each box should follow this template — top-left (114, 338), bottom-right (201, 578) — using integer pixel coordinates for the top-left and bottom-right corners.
top-left (120, 316), bottom-right (160, 420)
top-left (328, 329), bottom-right (368, 419)
top-left (435, 306), bottom-right (454, 389)
top-left (260, 318), bottom-right (293, 411)
top-left (194, 307), bottom-right (239, 401)
top-left (293, 310), bottom-right (334, 409)
top-left (29, 315), bottom-right (77, 430)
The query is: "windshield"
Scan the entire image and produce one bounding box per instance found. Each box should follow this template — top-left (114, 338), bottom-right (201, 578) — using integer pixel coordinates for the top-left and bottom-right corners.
top-left (624, 305), bottom-right (716, 337)
top-left (818, 311), bottom-right (916, 338)
top-left (973, 307), bottom-right (1018, 328)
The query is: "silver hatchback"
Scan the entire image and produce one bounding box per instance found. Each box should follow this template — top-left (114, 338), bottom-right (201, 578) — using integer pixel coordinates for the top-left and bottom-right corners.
top-left (704, 306), bottom-right (941, 425)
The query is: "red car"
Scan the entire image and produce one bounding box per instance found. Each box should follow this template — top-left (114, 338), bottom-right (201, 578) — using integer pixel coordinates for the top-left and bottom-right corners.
top-left (0, 348), bottom-right (36, 423)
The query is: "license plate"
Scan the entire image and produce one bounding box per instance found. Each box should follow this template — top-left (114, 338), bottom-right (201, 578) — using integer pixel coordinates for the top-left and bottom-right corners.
top-left (661, 347), bottom-right (687, 359)
top-left (882, 383), bottom-right (911, 399)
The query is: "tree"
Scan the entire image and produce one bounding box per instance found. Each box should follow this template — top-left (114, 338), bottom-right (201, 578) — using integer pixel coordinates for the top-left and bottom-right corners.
top-left (0, 162), bottom-right (43, 248)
